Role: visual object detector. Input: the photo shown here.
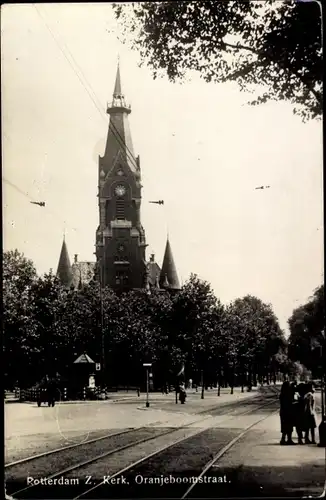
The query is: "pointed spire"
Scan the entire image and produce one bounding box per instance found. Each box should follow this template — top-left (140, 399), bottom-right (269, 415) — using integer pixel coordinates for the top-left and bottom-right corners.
top-left (159, 238), bottom-right (180, 290)
top-left (113, 61), bottom-right (122, 96)
top-left (56, 238), bottom-right (73, 288)
top-left (104, 63), bottom-right (136, 173)
top-left (108, 62), bottom-right (130, 113)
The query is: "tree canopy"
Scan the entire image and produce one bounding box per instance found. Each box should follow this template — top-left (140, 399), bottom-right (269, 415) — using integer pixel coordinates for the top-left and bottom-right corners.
top-left (3, 250), bottom-right (291, 392)
top-left (288, 285), bottom-right (324, 378)
top-left (113, 0), bottom-right (322, 121)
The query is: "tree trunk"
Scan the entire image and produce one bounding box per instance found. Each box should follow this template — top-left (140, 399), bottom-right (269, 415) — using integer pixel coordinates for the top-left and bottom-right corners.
top-left (253, 369), bottom-right (257, 387)
top-left (247, 367), bottom-right (252, 392)
top-left (230, 363), bottom-right (235, 394)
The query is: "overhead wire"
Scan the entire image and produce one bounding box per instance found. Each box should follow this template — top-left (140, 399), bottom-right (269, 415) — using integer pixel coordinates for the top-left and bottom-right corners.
top-left (6, 6), bottom-right (166, 251)
top-left (3, 134), bottom-right (79, 235)
top-left (3, 176), bottom-right (79, 235)
top-left (33, 4), bottom-right (139, 172)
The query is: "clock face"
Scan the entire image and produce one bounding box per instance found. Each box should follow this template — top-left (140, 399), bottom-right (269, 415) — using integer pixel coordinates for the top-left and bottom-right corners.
top-left (115, 185), bottom-right (126, 197)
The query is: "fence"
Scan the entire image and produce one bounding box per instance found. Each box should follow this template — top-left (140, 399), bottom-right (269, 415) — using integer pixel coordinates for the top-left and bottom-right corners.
top-left (17, 386), bottom-right (110, 402)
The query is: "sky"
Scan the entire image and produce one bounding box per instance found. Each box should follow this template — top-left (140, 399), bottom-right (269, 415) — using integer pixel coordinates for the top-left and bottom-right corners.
top-left (2, 3), bottom-right (323, 334)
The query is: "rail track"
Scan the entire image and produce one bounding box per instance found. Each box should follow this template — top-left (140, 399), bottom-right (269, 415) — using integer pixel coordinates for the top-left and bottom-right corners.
top-left (74, 398), bottom-right (280, 500)
top-left (5, 390), bottom-right (279, 499)
top-left (5, 388), bottom-right (276, 469)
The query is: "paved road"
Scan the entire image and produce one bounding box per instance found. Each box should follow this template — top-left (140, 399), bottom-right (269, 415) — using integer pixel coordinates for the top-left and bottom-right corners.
top-left (5, 387), bottom-right (260, 463)
top-left (5, 386), bottom-right (325, 498)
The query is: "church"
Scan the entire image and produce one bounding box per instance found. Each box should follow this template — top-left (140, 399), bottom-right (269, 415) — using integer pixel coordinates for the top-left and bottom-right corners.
top-left (56, 64), bottom-right (180, 293)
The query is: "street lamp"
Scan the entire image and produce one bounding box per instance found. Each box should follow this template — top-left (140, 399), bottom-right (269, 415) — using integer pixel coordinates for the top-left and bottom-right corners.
top-left (201, 370), bottom-right (204, 399)
top-left (143, 363), bottom-right (152, 408)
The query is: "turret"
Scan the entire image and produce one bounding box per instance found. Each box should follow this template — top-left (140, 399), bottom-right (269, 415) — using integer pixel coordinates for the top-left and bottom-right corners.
top-left (159, 238), bottom-right (180, 290)
top-left (56, 237), bottom-right (73, 288)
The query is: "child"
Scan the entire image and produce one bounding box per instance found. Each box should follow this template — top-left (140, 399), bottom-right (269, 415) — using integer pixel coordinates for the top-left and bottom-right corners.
top-left (303, 383), bottom-right (317, 444)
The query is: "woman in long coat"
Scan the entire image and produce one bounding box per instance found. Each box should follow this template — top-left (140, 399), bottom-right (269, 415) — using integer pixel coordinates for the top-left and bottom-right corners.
top-left (293, 382), bottom-right (306, 444)
top-left (303, 383), bottom-right (317, 444)
top-left (279, 381), bottom-right (295, 445)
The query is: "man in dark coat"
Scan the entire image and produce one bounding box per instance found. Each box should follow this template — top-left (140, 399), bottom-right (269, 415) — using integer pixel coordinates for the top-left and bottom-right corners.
top-left (279, 381), bottom-right (295, 445)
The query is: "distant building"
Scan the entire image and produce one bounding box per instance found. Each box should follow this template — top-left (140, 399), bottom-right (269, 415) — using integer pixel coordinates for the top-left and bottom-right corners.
top-left (56, 64), bottom-right (180, 293)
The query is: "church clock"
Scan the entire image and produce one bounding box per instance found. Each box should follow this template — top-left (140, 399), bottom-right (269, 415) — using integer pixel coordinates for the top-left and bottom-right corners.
top-left (115, 185), bottom-right (126, 197)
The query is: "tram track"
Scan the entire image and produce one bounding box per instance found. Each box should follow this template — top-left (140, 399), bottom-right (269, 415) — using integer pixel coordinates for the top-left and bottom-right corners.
top-left (5, 389), bottom-right (274, 470)
top-left (74, 398), bottom-right (280, 499)
top-left (6, 392), bottom-right (279, 499)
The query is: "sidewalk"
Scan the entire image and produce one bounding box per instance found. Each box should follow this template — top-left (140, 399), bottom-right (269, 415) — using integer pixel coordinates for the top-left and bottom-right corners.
top-left (215, 409), bottom-right (325, 497)
top-left (4, 386), bottom-right (268, 405)
top-left (136, 385), bottom-right (275, 414)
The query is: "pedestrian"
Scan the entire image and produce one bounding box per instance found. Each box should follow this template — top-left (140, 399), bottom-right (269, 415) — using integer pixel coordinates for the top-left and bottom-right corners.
top-left (279, 380), bottom-right (295, 445)
top-left (179, 382), bottom-right (187, 404)
top-left (303, 382), bottom-right (317, 444)
top-left (294, 382), bottom-right (306, 444)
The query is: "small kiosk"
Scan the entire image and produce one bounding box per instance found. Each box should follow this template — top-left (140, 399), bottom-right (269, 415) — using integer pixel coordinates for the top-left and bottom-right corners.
top-left (73, 353), bottom-right (96, 398)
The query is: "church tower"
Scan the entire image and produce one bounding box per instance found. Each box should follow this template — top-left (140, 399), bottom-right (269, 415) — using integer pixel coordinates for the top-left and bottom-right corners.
top-left (95, 64), bottom-right (147, 290)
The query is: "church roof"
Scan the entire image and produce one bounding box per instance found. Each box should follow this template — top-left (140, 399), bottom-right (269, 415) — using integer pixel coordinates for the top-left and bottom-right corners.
top-left (159, 239), bottom-right (180, 290)
top-left (73, 353), bottom-right (95, 364)
top-left (56, 239), bottom-right (73, 288)
top-left (71, 261), bottom-right (96, 288)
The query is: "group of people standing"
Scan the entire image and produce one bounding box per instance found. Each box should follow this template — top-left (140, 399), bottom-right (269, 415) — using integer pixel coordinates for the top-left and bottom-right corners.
top-left (280, 381), bottom-right (317, 445)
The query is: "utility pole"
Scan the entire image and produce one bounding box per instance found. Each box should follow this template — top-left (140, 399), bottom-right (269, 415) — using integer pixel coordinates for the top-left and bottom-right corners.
top-left (318, 330), bottom-right (325, 447)
top-left (201, 370), bottom-right (204, 399)
top-left (99, 255), bottom-right (105, 389)
top-left (143, 363), bottom-right (152, 408)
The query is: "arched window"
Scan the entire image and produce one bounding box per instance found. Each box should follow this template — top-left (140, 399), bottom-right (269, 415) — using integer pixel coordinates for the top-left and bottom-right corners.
top-left (115, 270), bottom-right (129, 286)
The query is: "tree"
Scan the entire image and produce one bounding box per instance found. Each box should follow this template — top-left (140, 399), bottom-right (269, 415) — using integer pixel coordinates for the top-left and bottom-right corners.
top-left (3, 250), bottom-right (38, 388)
top-left (226, 295), bottom-right (287, 389)
top-left (103, 289), bottom-right (163, 388)
top-left (169, 274), bottom-right (224, 389)
top-left (288, 285), bottom-right (324, 378)
top-left (113, 1), bottom-right (322, 120)
top-left (28, 272), bottom-right (67, 384)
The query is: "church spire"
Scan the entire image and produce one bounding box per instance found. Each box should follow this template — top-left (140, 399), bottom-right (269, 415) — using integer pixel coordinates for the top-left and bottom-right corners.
top-left (107, 62), bottom-right (131, 115)
top-left (56, 238), bottom-right (73, 288)
top-left (102, 63), bottom-right (137, 174)
top-left (113, 62), bottom-right (122, 96)
top-left (159, 238), bottom-right (180, 290)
